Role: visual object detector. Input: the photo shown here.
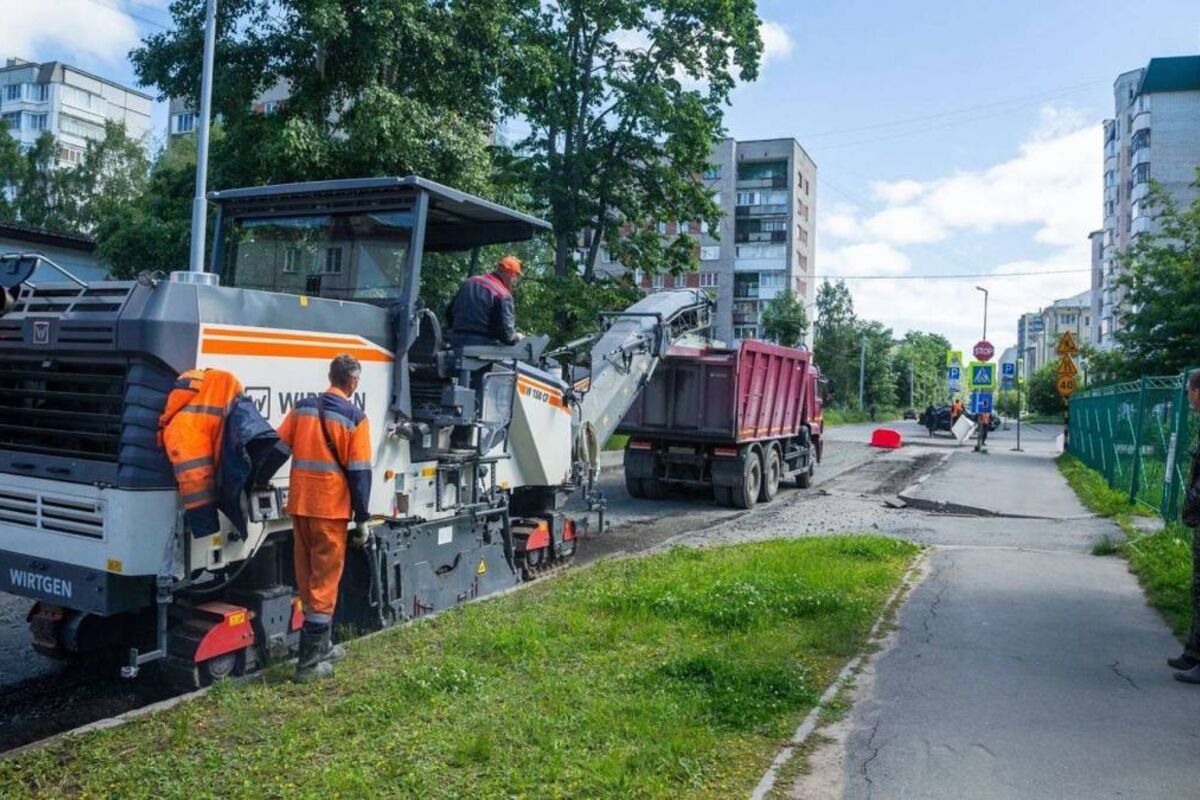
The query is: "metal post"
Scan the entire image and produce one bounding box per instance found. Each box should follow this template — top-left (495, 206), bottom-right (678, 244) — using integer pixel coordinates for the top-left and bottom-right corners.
top-left (976, 285), bottom-right (989, 342)
top-left (1013, 358), bottom-right (1023, 452)
top-left (188, 0), bottom-right (219, 273)
top-left (909, 362), bottom-right (914, 408)
top-left (858, 334), bottom-right (866, 409)
top-left (1130, 376), bottom-right (1148, 505)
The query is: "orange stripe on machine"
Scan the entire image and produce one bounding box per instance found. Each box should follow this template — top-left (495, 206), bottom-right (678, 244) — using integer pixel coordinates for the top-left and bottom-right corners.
top-left (200, 325), bottom-right (394, 363)
top-left (517, 376), bottom-right (571, 413)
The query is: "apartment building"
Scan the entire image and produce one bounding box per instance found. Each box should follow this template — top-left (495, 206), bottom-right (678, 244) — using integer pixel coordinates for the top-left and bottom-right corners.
top-left (1017, 290), bottom-right (1093, 377)
top-left (595, 137), bottom-right (817, 343)
top-left (1097, 55), bottom-right (1200, 349)
top-left (169, 78), bottom-right (291, 137)
top-left (0, 58), bottom-right (151, 165)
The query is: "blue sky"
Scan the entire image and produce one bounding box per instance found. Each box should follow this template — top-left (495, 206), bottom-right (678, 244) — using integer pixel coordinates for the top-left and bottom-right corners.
top-left (5, 0), bottom-right (1199, 355)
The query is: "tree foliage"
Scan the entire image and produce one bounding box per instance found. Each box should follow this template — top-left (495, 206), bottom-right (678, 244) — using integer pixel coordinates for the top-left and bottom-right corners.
top-left (1114, 173), bottom-right (1200, 376)
top-left (893, 330), bottom-right (953, 408)
top-left (761, 288), bottom-right (808, 347)
top-left (1027, 363), bottom-right (1064, 416)
top-left (813, 280), bottom-right (897, 408)
top-left (499, 0), bottom-right (763, 278)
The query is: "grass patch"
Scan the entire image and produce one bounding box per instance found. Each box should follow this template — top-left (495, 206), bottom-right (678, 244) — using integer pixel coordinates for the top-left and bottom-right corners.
top-left (1057, 453), bottom-right (1145, 520)
top-left (824, 407), bottom-right (901, 427)
top-left (1058, 454), bottom-right (1192, 640)
top-left (0, 537), bottom-right (918, 799)
top-left (603, 433), bottom-right (629, 451)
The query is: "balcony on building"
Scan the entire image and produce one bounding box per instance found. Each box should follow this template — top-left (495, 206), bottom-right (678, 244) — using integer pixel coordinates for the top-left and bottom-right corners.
top-left (1132, 109), bottom-right (1151, 133)
top-left (733, 243), bottom-right (787, 272)
top-left (735, 160), bottom-right (789, 191)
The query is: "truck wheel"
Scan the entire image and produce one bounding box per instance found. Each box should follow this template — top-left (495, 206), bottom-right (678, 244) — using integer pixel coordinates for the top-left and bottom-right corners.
top-left (759, 446), bottom-right (781, 503)
top-left (714, 485), bottom-right (733, 507)
top-left (625, 472), bottom-right (646, 498)
top-left (796, 461), bottom-right (814, 489)
top-left (641, 478), bottom-right (666, 500)
top-left (733, 450), bottom-right (761, 509)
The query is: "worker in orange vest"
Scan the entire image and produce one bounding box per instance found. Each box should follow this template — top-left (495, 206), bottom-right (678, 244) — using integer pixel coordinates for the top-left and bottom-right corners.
top-left (277, 354), bottom-right (374, 682)
top-left (951, 397), bottom-right (964, 424)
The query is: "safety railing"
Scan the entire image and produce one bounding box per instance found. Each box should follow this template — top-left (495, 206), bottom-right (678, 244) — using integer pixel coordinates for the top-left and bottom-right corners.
top-left (1068, 368), bottom-right (1200, 520)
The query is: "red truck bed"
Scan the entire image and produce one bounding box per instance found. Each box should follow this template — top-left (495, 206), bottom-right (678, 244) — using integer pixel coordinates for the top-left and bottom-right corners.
top-left (618, 340), bottom-right (822, 444)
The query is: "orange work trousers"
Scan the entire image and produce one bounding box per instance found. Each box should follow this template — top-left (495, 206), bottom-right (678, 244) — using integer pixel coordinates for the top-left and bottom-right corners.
top-left (292, 516), bottom-right (349, 623)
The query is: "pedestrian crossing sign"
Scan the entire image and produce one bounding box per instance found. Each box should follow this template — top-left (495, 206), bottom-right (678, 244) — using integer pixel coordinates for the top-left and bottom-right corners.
top-left (946, 350), bottom-right (964, 366)
top-left (967, 361), bottom-right (996, 390)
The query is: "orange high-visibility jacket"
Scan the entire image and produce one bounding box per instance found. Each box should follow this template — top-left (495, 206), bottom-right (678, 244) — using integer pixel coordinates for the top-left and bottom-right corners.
top-left (277, 387), bottom-right (373, 522)
top-left (159, 369), bottom-right (245, 535)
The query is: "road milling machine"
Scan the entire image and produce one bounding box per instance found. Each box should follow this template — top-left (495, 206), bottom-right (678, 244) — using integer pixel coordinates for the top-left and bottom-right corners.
top-left (0, 177), bottom-right (711, 686)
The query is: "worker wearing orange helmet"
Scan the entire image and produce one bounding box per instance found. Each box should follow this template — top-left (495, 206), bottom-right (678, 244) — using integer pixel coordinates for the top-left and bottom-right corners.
top-left (445, 255), bottom-right (525, 346)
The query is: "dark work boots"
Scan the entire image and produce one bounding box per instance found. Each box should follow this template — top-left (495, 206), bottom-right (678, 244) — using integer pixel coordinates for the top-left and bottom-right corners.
top-left (1168, 652), bottom-right (1198, 671)
top-left (295, 621), bottom-right (334, 683)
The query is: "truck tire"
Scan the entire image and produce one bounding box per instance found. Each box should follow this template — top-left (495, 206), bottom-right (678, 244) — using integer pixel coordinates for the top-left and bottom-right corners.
top-left (641, 477), bottom-right (666, 500)
top-left (796, 461), bottom-right (814, 489)
top-left (714, 485), bottom-right (733, 507)
top-left (626, 472), bottom-right (646, 498)
top-left (733, 449), bottom-right (762, 509)
top-left (759, 445), bottom-right (781, 503)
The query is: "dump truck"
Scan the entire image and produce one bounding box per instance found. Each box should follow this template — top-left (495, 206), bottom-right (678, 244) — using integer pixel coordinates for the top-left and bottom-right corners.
top-left (617, 339), bottom-right (823, 508)
top-left (0, 176), bottom-right (711, 686)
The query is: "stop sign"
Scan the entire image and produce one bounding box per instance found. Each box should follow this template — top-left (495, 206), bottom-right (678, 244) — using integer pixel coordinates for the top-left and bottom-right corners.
top-left (973, 340), bottom-right (995, 361)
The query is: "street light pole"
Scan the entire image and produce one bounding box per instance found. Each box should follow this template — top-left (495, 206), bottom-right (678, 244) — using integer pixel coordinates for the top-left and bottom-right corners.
top-left (858, 334), bottom-right (866, 409)
top-left (975, 285), bottom-right (989, 342)
top-left (188, 0), bottom-right (218, 275)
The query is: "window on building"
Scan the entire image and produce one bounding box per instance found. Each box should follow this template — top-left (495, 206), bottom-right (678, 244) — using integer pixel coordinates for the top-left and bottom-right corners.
top-left (761, 220), bottom-right (786, 232)
top-left (735, 243), bottom-right (786, 260)
top-left (656, 221), bottom-right (668, 235)
top-left (700, 245), bottom-right (720, 261)
top-left (798, 201), bottom-right (809, 220)
top-left (5, 85), bottom-right (20, 101)
top-left (759, 272), bottom-right (786, 290)
top-left (677, 221), bottom-right (690, 235)
top-left (1133, 163), bottom-right (1150, 185)
top-left (703, 165), bottom-right (722, 180)
top-left (796, 225), bottom-right (808, 244)
top-left (1103, 170), bottom-right (1116, 188)
top-left (699, 219), bottom-right (710, 235)
top-left (2, 112), bottom-right (19, 130)
top-left (324, 247), bottom-right (343, 275)
top-left (282, 247), bottom-right (302, 274)
top-left (172, 113), bottom-right (196, 134)
top-left (56, 145), bottom-right (83, 165)
top-left (27, 83), bottom-right (48, 102)
top-left (798, 253), bottom-right (808, 270)
top-left (651, 273), bottom-right (664, 290)
top-left (700, 272), bottom-right (719, 288)
top-left (737, 161), bottom-right (787, 182)
top-left (27, 113), bottom-right (47, 132)
top-left (1131, 129), bottom-right (1150, 151)
top-left (59, 114), bottom-right (105, 140)
top-left (61, 85), bottom-right (103, 113)
top-left (733, 325), bottom-right (759, 340)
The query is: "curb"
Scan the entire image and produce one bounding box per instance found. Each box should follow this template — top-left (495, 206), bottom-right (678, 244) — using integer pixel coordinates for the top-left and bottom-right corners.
top-left (749, 550), bottom-right (929, 800)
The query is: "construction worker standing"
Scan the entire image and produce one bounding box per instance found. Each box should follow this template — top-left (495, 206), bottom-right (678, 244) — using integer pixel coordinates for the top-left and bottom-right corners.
top-left (277, 354), bottom-right (373, 682)
top-left (445, 255), bottom-right (525, 346)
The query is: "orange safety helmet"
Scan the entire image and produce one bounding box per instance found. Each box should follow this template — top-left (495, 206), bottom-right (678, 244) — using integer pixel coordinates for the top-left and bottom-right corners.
top-left (497, 255), bottom-right (523, 277)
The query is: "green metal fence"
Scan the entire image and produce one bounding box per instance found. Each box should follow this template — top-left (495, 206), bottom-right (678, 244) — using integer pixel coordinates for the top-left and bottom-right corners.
top-left (1068, 369), bottom-right (1200, 520)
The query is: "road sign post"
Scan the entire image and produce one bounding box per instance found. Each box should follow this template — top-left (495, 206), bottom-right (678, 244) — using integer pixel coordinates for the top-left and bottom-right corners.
top-left (1056, 332), bottom-right (1080, 447)
top-left (1013, 357), bottom-right (1024, 452)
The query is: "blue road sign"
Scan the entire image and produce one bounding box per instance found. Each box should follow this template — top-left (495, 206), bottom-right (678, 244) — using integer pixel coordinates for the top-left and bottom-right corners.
top-left (947, 366), bottom-right (961, 382)
top-left (1001, 362), bottom-right (1016, 378)
top-left (967, 362), bottom-right (996, 390)
top-left (970, 391), bottom-right (993, 415)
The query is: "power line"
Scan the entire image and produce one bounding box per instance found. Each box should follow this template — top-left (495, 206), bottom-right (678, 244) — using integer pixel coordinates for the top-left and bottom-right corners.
top-left (77, 0), bottom-right (172, 30)
top-left (814, 268), bottom-right (1091, 281)
top-left (800, 80), bottom-right (1105, 141)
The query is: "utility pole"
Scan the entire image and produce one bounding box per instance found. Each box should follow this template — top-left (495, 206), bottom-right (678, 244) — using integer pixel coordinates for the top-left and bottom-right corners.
top-left (188, 0), bottom-right (218, 275)
top-left (909, 362), bottom-right (914, 407)
top-left (858, 334), bottom-right (866, 409)
top-left (975, 285), bottom-right (989, 342)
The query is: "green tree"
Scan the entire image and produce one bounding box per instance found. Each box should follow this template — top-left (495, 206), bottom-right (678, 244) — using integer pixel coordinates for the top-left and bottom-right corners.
top-left (12, 133), bottom-right (70, 232)
top-left (132, 0), bottom-right (520, 194)
top-left (893, 330), bottom-right (953, 407)
top-left (1114, 172), bottom-right (1200, 375)
top-left (761, 288), bottom-right (808, 347)
top-left (814, 280), bottom-right (860, 406)
top-left (0, 131), bottom-right (21, 223)
top-left (499, 0), bottom-right (764, 279)
top-left (857, 320), bottom-right (896, 408)
top-left (996, 389), bottom-right (1020, 418)
top-left (1027, 363), bottom-right (1064, 416)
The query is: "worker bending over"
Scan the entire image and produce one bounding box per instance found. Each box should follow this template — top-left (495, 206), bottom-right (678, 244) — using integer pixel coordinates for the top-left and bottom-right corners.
top-left (277, 354), bottom-right (373, 682)
top-left (446, 255), bottom-right (525, 346)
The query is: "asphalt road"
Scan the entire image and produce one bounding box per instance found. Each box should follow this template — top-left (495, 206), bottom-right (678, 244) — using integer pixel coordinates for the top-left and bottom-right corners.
top-left (787, 422), bottom-right (1200, 799)
top-left (0, 420), bottom-right (920, 753)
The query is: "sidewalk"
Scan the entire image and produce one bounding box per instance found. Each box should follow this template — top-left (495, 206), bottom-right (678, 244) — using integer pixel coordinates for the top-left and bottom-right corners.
top-left (811, 425), bottom-right (1199, 799)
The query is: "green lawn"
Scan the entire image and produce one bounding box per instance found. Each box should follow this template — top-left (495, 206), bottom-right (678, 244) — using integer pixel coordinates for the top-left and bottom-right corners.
top-left (823, 407), bottom-right (901, 427)
top-left (0, 537), bottom-right (918, 799)
top-left (1058, 454), bottom-right (1193, 640)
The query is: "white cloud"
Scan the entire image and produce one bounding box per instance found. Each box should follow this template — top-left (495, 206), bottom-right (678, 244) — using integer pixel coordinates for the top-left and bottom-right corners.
top-left (823, 202), bottom-right (863, 240)
top-left (814, 106), bottom-right (1100, 353)
top-left (2, 0), bottom-right (141, 65)
top-left (759, 21), bottom-right (794, 67)
top-left (871, 179), bottom-right (923, 206)
top-left (819, 242), bottom-right (911, 277)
